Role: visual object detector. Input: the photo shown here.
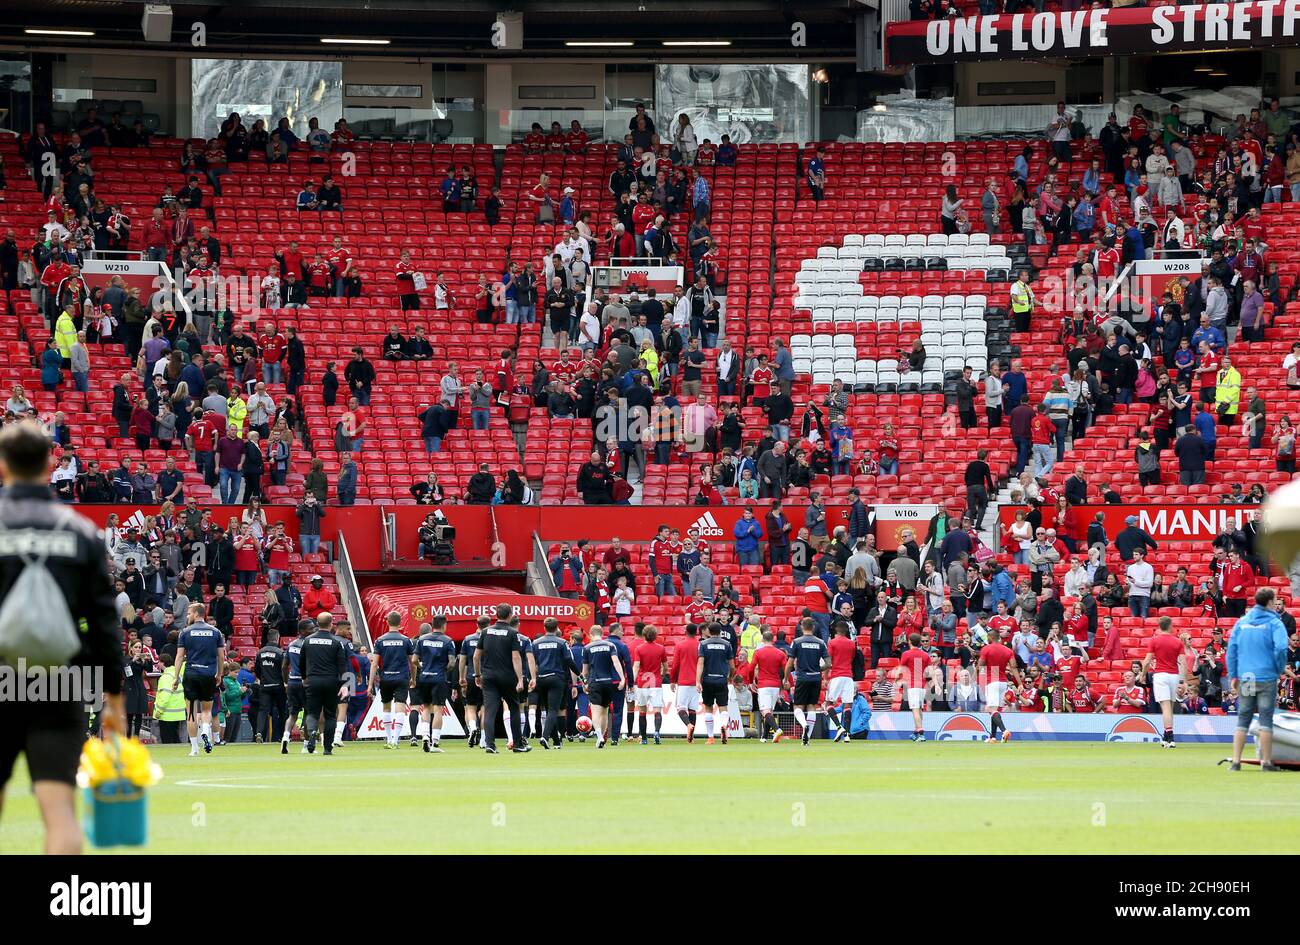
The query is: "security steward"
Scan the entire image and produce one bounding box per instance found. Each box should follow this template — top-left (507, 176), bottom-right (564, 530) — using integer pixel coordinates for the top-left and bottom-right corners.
top-left (0, 421), bottom-right (123, 854)
top-left (300, 612), bottom-right (348, 755)
top-left (254, 636), bottom-right (287, 742)
top-left (473, 602), bottom-right (530, 754)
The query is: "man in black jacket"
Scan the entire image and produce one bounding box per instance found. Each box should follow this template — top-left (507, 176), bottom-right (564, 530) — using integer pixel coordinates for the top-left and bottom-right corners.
top-left (465, 464), bottom-right (496, 504)
top-left (284, 326), bottom-right (307, 395)
top-left (576, 452), bottom-right (611, 505)
top-left (205, 526), bottom-right (235, 593)
top-left (300, 612), bottom-right (348, 754)
top-left (963, 450), bottom-right (996, 529)
top-left (0, 422), bottom-right (123, 854)
top-left (1114, 515), bottom-right (1159, 560)
top-left (1063, 464), bottom-right (1088, 506)
top-left (866, 596), bottom-right (899, 667)
top-left (419, 401), bottom-right (453, 454)
top-left (344, 347), bottom-right (375, 406)
top-left (208, 583), bottom-right (235, 640)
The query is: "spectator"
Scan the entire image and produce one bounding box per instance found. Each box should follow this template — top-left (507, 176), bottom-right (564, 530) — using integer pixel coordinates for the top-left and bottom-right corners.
top-left (733, 507), bottom-right (763, 566)
top-left (337, 451), bottom-right (358, 506)
top-left (465, 463), bottom-right (497, 505)
top-left (1126, 547), bottom-right (1154, 618)
top-left (1174, 426), bottom-right (1208, 486)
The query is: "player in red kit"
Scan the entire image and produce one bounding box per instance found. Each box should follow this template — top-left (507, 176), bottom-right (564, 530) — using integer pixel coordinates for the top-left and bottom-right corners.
top-left (976, 630), bottom-right (1017, 742)
top-left (670, 624), bottom-right (701, 742)
top-left (824, 624), bottom-right (856, 742)
top-left (749, 630), bottom-right (787, 743)
top-left (1142, 616), bottom-right (1186, 747)
top-left (897, 632), bottom-right (930, 741)
top-left (632, 625), bottom-right (667, 745)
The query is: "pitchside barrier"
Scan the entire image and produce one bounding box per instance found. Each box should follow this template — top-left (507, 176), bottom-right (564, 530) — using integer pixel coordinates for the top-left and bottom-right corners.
top-left (867, 711), bottom-right (1236, 742)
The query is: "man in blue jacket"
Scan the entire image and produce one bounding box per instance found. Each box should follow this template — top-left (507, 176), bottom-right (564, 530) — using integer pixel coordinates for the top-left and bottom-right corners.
top-left (733, 506), bottom-right (764, 566)
top-left (989, 562), bottom-right (1016, 612)
top-left (846, 488), bottom-right (870, 544)
top-left (1227, 588), bottom-right (1289, 771)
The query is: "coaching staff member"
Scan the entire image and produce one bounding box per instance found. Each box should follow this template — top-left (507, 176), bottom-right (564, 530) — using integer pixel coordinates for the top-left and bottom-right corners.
top-left (473, 603), bottom-right (531, 754)
top-left (301, 612), bottom-right (348, 754)
top-left (533, 617), bottom-right (578, 749)
top-left (0, 421), bottom-right (123, 854)
top-left (254, 636), bottom-right (287, 742)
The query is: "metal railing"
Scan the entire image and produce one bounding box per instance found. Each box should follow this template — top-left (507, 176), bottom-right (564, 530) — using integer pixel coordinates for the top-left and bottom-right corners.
top-left (532, 532), bottom-right (558, 598)
top-left (334, 530), bottom-right (372, 648)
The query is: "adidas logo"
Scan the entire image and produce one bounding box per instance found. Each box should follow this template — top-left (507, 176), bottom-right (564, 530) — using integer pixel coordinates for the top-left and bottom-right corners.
top-left (124, 510), bottom-right (148, 532)
top-left (691, 511), bottom-right (725, 538)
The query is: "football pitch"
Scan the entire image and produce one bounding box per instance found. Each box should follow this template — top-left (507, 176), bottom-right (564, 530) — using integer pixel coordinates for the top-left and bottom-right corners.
top-left (3, 740), bottom-right (1297, 854)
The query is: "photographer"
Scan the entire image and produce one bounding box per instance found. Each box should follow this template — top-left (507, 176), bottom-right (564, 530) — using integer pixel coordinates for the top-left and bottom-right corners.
top-left (1195, 647), bottom-right (1223, 707)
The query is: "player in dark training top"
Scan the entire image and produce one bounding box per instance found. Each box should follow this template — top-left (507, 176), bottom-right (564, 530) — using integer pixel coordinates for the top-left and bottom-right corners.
top-left (458, 615), bottom-right (488, 747)
top-left (786, 618), bottom-right (830, 746)
top-left (369, 611), bottom-right (416, 748)
top-left (174, 602), bottom-right (226, 756)
top-left (696, 624), bottom-right (736, 744)
top-left (531, 617), bottom-right (579, 749)
top-left (414, 615), bottom-right (458, 753)
top-left (281, 619), bottom-right (313, 754)
top-left (300, 613), bottom-right (348, 754)
top-left (473, 603), bottom-right (530, 754)
top-left (581, 626), bottom-right (626, 748)
top-left (253, 637), bottom-right (287, 742)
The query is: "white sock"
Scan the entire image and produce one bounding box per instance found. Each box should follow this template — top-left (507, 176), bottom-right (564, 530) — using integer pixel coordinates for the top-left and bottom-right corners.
top-left (432, 727), bottom-right (441, 745)
top-left (504, 714), bottom-right (514, 743)
top-left (718, 711), bottom-right (728, 733)
top-left (540, 711), bottom-right (549, 736)
top-left (793, 707), bottom-right (806, 730)
top-left (529, 707), bottom-right (539, 732)
top-left (190, 735), bottom-right (200, 750)
top-left (595, 722), bottom-right (605, 745)
top-left (704, 713), bottom-right (715, 736)
top-left (807, 710), bottom-right (819, 734)
top-left (200, 722), bottom-right (211, 739)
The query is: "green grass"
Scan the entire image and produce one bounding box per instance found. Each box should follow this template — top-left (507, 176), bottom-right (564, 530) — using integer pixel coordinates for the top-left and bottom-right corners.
top-left (3, 740), bottom-right (1297, 854)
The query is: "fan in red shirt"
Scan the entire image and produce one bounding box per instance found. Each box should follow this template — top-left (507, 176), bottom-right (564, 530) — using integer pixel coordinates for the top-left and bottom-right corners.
top-left (1128, 111), bottom-right (1149, 142)
top-left (897, 635), bottom-right (930, 740)
top-left (1142, 618), bottom-right (1186, 747)
top-left (1219, 551), bottom-right (1255, 614)
top-left (276, 242), bottom-right (305, 280)
top-left (1030, 410), bottom-right (1053, 447)
top-left (696, 141), bottom-right (717, 166)
top-left (1093, 244), bottom-right (1120, 280)
top-left (750, 360), bottom-right (774, 400)
top-left (306, 254), bottom-right (331, 295)
top-left (1110, 671), bottom-right (1146, 713)
top-left (330, 120), bottom-right (354, 145)
top-left (565, 120), bottom-right (589, 154)
top-left (670, 625), bottom-right (701, 739)
top-left (324, 239), bottom-right (352, 277)
top-left (522, 123), bottom-right (546, 153)
top-left (551, 350), bottom-right (579, 383)
top-left (988, 608), bottom-right (1018, 639)
top-left (1067, 677), bottom-right (1104, 713)
top-left (262, 525), bottom-right (294, 579)
top-left (545, 122), bottom-right (566, 152)
top-left (631, 626), bottom-right (667, 743)
top-left (1055, 648), bottom-right (1086, 691)
top-left (1017, 680), bottom-right (1043, 712)
top-left (683, 593), bottom-right (711, 626)
top-left (260, 326), bottom-right (287, 368)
